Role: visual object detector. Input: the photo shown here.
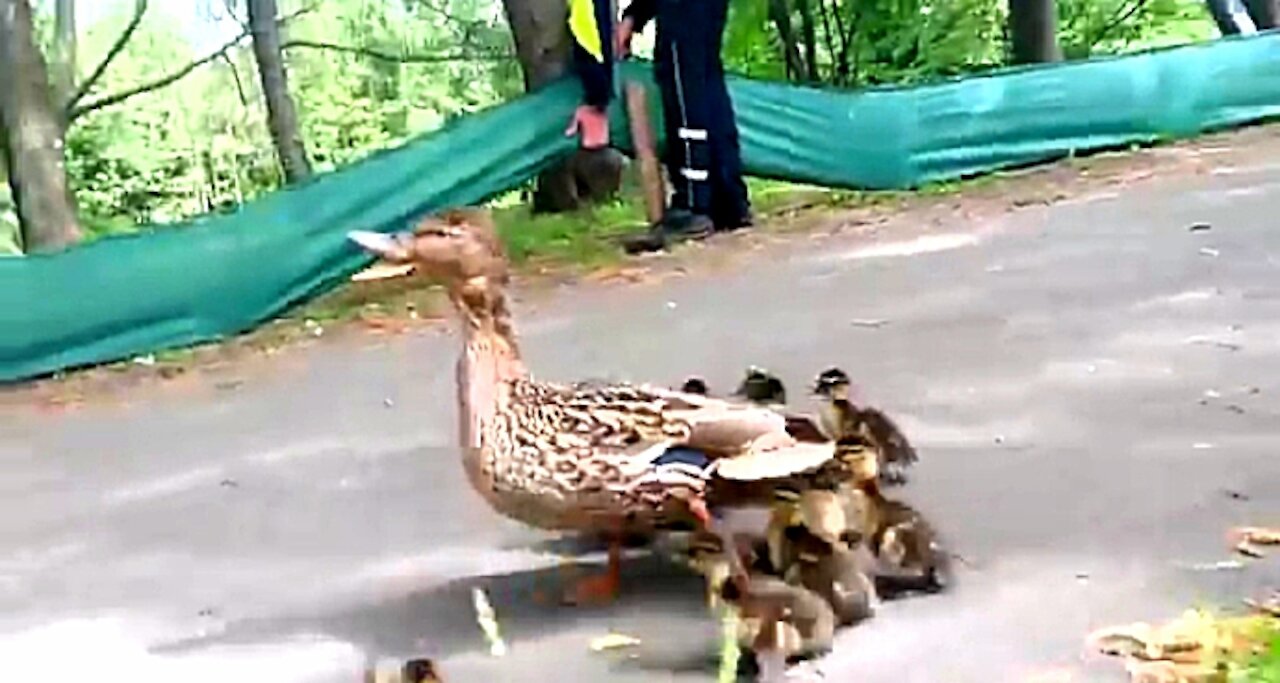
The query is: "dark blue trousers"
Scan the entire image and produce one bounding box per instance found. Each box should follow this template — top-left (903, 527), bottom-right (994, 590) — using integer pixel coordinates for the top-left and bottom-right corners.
top-left (651, 0), bottom-right (750, 226)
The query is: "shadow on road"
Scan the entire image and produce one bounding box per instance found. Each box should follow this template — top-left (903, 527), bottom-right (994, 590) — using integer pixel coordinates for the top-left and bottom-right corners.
top-left (152, 552), bottom-right (719, 671)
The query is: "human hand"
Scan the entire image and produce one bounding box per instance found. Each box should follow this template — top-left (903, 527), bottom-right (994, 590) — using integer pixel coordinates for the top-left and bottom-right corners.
top-left (565, 104), bottom-right (609, 149)
top-left (614, 17), bottom-right (635, 58)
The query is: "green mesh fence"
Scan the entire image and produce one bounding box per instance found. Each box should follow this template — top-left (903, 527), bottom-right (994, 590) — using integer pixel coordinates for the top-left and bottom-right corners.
top-left (3, 32), bottom-right (1280, 382)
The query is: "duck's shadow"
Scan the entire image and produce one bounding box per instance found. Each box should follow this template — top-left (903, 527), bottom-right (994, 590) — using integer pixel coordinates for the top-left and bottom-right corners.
top-left (153, 552), bottom-right (727, 675)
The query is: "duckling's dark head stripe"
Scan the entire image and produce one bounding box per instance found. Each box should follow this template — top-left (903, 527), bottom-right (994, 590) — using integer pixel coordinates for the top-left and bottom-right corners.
top-left (813, 367), bottom-right (851, 392)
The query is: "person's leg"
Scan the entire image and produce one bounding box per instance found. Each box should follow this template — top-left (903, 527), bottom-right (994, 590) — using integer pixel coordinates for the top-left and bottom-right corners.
top-left (704, 0), bottom-right (752, 231)
top-left (658, 0), bottom-right (716, 221)
top-left (653, 31), bottom-right (688, 213)
top-left (623, 0), bottom-right (717, 253)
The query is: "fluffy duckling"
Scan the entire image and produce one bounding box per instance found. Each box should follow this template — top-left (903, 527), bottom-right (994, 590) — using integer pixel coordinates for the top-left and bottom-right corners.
top-left (720, 574), bottom-right (837, 665)
top-left (685, 526), bottom-right (836, 670)
top-left (733, 366), bottom-right (788, 407)
top-left (364, 659), bottom-right (443, 683)
top-left (835, 453), bottom-right (951, 595)
top-left (863, 490), bottom-right (951, 596)
top-left (770, 488), bottom-right (878, 625)
top-left (679, 376), bottom-right (709, 396)
top-left (812, 367), bottom-right (918, 486)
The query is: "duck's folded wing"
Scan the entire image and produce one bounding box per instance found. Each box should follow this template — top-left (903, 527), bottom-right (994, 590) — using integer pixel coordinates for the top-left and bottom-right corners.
top-left (714, 441), bottom-right (837, 481)
top-left (665, 406), bottom-right (790, 455)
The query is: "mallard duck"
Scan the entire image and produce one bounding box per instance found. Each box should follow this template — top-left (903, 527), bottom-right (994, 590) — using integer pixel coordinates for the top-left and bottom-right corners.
top-left (347, 210), bottom-right (865, 604)
top-left (812, 367), bottom-right (918, 486)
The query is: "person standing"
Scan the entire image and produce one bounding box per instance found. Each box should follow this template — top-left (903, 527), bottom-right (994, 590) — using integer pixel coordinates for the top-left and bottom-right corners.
top-left (565, 0), bottom-right (616, 150)
top-left (613, 0), bottom-right (753, 253)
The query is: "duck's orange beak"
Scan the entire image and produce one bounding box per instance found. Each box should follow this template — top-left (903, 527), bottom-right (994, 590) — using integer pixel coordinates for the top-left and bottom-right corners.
top-left (347, 230), bottom-right (414, 263)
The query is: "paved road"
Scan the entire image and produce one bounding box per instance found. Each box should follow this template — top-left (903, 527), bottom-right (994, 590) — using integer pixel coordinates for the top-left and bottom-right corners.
top-left (2, 160), bottom-right (1279, 682)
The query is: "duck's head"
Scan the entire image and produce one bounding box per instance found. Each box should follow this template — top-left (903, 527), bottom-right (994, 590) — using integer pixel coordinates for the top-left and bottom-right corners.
top-left (811, 367), bottom-right (851, 400)
top-left (348, 208), bottom-right (508, 286)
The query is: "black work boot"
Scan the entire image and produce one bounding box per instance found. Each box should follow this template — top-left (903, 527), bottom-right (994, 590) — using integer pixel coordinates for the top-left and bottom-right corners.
top-left (714, 211), bottom-right (754, 232)
top-left (622, 209), bottom-right (714, 254)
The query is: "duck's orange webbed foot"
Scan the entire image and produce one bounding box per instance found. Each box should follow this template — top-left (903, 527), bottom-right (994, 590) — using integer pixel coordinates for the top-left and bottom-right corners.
top-left (563, 537), bottom-right (622, 606)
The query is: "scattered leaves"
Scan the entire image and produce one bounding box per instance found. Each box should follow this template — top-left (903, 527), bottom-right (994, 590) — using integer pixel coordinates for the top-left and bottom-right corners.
top-left (1087, 609), bottom-right (1267, 683)
top-left (471, 587), bottom-right (505, 657)
top-left (588, 632), bottom-right (642, 652)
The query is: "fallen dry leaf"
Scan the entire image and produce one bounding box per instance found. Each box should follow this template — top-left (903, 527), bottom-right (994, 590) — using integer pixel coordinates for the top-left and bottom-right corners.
top-left (1243, 595), bottom-right (1280, 618)
top-left (1089, 609), bottom-right (1263, 683)
top-left (352, 263), bottom-right (415, 282)
top-left (1126, 659), bottom-right (1222, 683)
top-left (360, 316), bottom-right (410, 335)
top-left (1235, 541), bottom-right (1266, 559)
top-left (1233, 527), bottom-right (1280, 545)
top-left (589, 632), bottom-right (642, 652)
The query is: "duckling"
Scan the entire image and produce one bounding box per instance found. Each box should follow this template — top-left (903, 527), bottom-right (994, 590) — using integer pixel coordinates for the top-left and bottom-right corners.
top-left (720, 574), bottom-right (836, 665)
top-left (401, 659), bottom-right (443, 683)
top-left (679, 376), bottom-right (709, 396)
top-left (812, 367), bottom-right (918, 486)
top-left (780, 528), bottom-right (878, 626)
top-left (864, 491), bottom-right (952, 596)
top-left (733, 366), bottom-right (788, 407)
top-left (685, 529), bottom-right (773, 607)
top-left (685, 523), bottom-right (836, 665)
top-left (835, 452), bottom-right (951, 595)
top-left (364, 659), bottom-right (443, 683)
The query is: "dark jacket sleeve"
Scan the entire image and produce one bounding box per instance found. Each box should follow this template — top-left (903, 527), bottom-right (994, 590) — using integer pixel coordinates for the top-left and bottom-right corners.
top-left (622, 0), bottom-right (657, 31)
top-left (570, 0), bottom-right (615, 108)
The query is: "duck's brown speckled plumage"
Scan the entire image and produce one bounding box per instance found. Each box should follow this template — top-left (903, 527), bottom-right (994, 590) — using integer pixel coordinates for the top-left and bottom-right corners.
top-left (352, 208), bottom-right (857, 537)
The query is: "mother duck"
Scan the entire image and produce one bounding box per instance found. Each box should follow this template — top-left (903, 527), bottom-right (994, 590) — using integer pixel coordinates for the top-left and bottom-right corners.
top-left (348, 209), bottom-right (859, 604)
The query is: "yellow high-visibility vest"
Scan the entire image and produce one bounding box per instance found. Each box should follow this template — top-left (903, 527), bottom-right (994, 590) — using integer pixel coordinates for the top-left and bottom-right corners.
top-left (568, 0), bottom-right (604, 62)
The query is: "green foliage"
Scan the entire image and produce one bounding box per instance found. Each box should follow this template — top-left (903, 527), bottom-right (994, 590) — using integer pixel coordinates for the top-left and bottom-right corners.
top-left (721, 0), bottom-right (1214, 87)
top-left (1058, 0), bottom-right (1216, 59)
top-left (1233, 620), bottom-right (1280, 683)
top-left (53, 0), bottom-right (520, 237)
top-left (16, 0), bottom-right (1218, 247)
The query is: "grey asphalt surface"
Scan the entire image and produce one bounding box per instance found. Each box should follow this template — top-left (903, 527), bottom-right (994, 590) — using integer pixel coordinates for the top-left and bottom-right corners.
top-left (3, 158), bottom-right (1280, 682)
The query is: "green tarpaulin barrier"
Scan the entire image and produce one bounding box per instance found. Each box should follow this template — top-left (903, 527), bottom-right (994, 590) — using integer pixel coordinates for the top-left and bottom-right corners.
top-left (4, 33), bottom-right (1280, 382)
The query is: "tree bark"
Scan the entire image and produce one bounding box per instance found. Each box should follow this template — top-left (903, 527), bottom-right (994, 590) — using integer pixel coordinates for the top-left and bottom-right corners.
top-left (502, 0), bottom-right (622, 213)
top-left (768, 0), bottom-right (806, 81)
top-left (246, 0), bottom-right (312, 183)
top-left (0, 0), bottom-right (82, 252)
top-left (1008, 0), bottom-right (1062, 64)
top-left (52, 0), bottom-right (77, 110)
top-left (795, 0), bottom-right (820, 82)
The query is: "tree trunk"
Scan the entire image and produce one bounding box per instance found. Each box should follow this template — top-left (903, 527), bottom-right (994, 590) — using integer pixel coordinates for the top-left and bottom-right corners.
top-left (1008, 0), bottom-right (1062, 64)
top-left (768, 0), bottom-right (806, 81)
top-left (502, 0), bottom-right (623, 213)
top-left (246, 0), bottom-right (312, 183)
top-left (795, 0), bottom-right (820, 82)
top-left (52, 0), bottom-right (77, 110)
top-left (0, 0), bottom-right (82, 252)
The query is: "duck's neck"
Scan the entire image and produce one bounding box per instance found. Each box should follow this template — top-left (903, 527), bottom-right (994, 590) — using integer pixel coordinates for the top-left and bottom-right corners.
top-left (455, 284), bottom-right (526, 455)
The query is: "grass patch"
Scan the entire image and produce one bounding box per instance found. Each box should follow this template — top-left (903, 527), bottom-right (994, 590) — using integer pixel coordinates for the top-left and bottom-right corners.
top-left (1233, 618), bottom-right (1280, 682)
